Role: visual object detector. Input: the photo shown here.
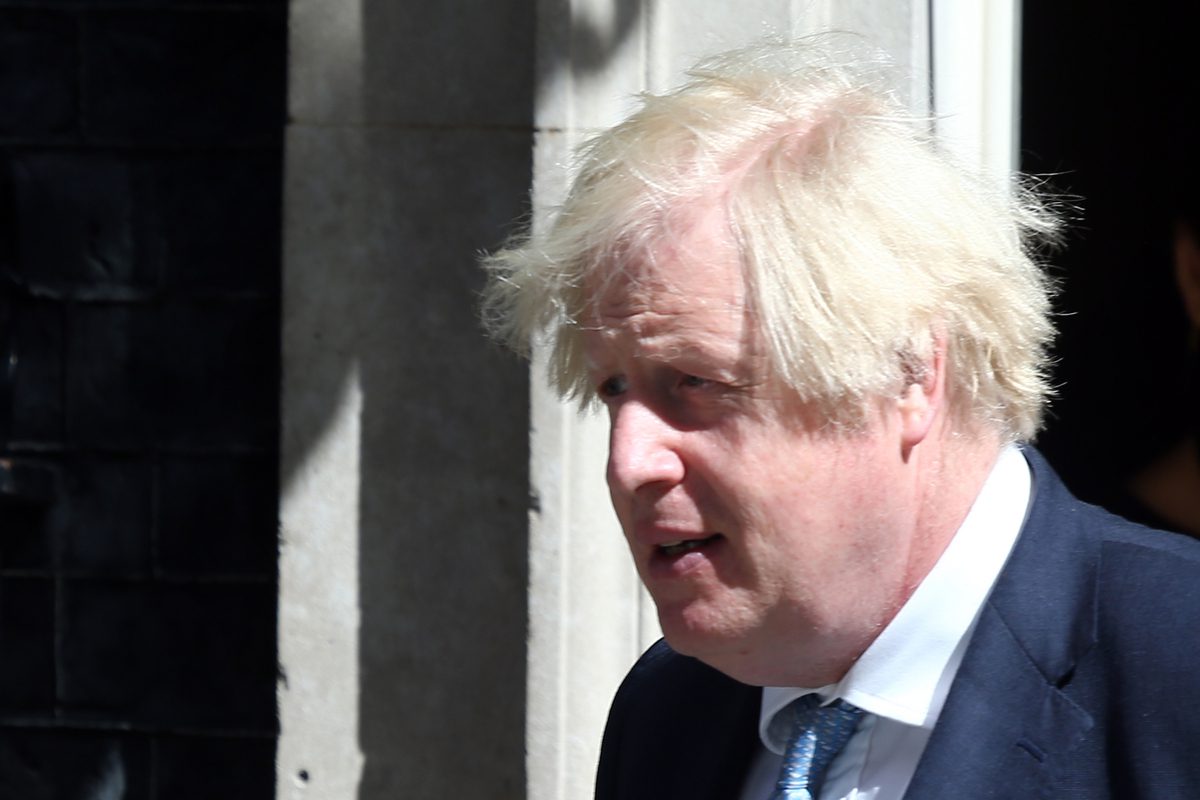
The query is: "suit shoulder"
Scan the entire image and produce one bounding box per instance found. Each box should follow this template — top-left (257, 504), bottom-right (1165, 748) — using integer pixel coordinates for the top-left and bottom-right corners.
top-left (596, 641), bottom-right (760, 799)
top-left (1056, 500), bottom-right (1200, 622)
top-left (1095, 515), bottom-right (1200, 643)
top-left (1026, 447), bottom-right (1200, 565)
top-left (1095, 507), bottom-right (1200, 566)
top-left (610, 639), bottom-right (746, 711)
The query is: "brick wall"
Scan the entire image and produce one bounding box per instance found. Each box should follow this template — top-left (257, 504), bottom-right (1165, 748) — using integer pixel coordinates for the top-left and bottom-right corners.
top-left (0, 2), bottom-right (285, 797)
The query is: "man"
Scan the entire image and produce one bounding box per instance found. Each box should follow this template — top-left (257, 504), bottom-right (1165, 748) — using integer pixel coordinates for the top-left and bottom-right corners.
top-left (481, 38), bottom-right (1200, 799)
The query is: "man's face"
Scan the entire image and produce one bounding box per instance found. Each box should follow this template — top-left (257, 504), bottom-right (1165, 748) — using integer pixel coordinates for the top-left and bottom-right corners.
top-left (582, 205), bottom-right (925, 686)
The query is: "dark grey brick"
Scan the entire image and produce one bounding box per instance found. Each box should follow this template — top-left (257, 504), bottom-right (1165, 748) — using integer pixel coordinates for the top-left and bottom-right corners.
top-left (0, 577), bottom-right (54, 715)
top-left (159, 456), bottom-right (276, 577)
top-left (52, 456), bottom-right (152, 576)
top-left (155, 734), bottom-right (275, 799)
top-left (64, 304), bottom-right (147, 447)
top-left (0, 10), bottom-right (79, 140)
top-left (149, 154), bottom-right (282, 295)
top-left (0, 457), bottom-right (59, 570)
top-left (6, 298), bottom-right (64, 445)
top-left (59, 580), bottom-right (275, 730)
top-left (0, 727), bottom-right (151, 800)
top-left (83, 9), bottom-right (286, 146)
top-left (66, 301), bottom-right (277, 448)
top-left (140, 301), bottom-right (278, 449)
top-left (6, 151), bottom-right (281, 297)
top-left (5, 153), bottom-right (150, 294)
top-left (0, 502), bottom-right (53, 571)
top-left (0, 155), bottom-right (17, 273)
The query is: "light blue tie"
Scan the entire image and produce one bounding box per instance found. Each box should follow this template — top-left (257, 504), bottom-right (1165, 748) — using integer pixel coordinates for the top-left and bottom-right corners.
top-left (770, 695), bottom-right (863, 800)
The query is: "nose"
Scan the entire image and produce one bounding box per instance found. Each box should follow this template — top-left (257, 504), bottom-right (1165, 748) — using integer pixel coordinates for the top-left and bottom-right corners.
top-left (606, 400), bottom-right (685, 497)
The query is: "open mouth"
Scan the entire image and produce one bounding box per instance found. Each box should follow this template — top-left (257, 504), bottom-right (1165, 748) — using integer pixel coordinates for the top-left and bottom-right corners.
top-left (658, 534), bottom-right (723, 557)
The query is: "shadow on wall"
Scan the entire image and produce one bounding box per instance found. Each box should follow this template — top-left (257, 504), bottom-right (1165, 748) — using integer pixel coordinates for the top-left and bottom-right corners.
top-left (278, 0), bottom-right (651, 797)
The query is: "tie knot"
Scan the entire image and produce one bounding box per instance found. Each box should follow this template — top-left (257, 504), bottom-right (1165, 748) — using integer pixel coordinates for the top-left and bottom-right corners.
top-left (771, 696), bottom-right (863, 800)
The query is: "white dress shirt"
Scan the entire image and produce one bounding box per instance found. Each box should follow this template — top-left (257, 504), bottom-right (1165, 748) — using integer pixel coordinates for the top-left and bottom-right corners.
top-left (739, 445), bottom-right (1032, 800)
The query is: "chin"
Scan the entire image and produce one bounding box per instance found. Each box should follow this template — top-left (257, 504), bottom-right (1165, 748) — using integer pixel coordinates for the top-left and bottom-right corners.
top-left (657, 603), bottom-right (756, 663)
top-left (656, 601), bottom-right (835, 686)
top-left (662, 630), bottom-right (776, 686)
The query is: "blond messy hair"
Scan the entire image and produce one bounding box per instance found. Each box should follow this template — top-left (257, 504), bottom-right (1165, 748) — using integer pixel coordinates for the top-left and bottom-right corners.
top-left (481, 36), bottom-right (1059, 441)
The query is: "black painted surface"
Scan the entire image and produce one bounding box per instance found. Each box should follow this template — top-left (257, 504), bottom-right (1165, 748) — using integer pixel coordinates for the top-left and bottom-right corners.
top-left (84, 10), bottom-right (285, 147)
top-left (158, 456), bottom-right (277, 576)
top-left (0, 10), bottom-right (78, 140)
top-left (59, 582), bottom-right (277, 729)
top-left (0, 578), bottom-right (55, 715)
top-left (0, 1), bottom-right (284, 796)
top-left (155, 735), bottom-right (276, 800)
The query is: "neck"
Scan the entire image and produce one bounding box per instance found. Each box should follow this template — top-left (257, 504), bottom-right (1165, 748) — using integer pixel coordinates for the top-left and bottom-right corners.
top-left (906, 430), bottom-right (1004, 592)
top-left (845, 429), bottom-right (1005, 685)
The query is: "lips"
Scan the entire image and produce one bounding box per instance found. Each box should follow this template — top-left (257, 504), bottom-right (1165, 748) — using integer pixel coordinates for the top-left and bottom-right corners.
top-left (659, 534), bottom-right (723, 557)
top-left (642, 531), bottom-right (726, 581)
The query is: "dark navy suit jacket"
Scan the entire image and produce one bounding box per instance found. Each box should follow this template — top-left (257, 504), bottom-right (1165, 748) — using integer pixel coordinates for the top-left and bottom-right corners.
top-left (595, 449), bottom-right (1200, 799)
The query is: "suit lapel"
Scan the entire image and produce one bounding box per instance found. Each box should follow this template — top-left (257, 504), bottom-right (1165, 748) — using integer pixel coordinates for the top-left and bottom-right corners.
top-left (905, 604), bottom-right (1094, 798)
top-left (906, 449), bottom-right (1098, 799)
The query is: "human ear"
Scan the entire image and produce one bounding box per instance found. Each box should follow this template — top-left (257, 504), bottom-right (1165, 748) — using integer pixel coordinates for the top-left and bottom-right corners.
top-left (897, 335), bottom-right (946, 451)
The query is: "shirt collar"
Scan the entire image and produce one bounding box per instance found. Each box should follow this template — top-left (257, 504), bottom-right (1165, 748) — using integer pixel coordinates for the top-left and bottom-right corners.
top-left (758, 445), bottom-right (1032, 754)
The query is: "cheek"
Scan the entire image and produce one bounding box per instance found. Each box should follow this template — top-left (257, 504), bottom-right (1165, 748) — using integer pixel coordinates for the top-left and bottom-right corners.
top-left (730, 448), bottom-right (883, 552)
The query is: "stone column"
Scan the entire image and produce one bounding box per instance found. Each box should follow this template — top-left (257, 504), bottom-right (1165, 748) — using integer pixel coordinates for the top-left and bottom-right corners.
top-left (278, 0), bottom-right (535, 797)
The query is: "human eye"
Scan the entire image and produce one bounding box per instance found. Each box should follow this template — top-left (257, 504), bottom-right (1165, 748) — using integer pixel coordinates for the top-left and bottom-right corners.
top-left (678, 373), bottom-right (712, 390)
top-left (597, 374), bottom-right (629, 399)
top-left (670, 368), bottom-right (749, 411)
top-left (673, 368), bottom-right (730, 395)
